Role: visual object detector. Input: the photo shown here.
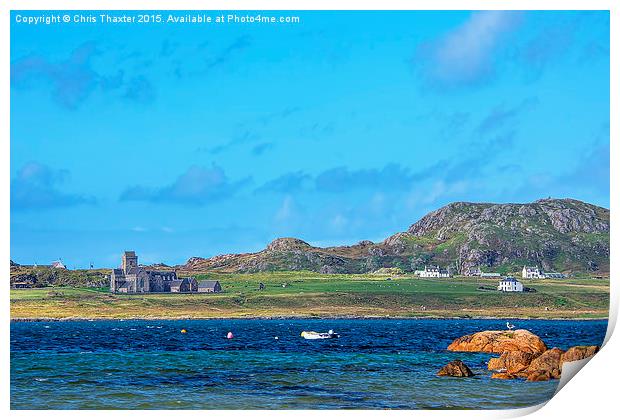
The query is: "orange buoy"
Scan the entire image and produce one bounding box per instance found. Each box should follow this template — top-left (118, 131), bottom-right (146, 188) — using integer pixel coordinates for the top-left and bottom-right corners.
top-left (180, 329), bottom-right (187, 334)
top-left (227, 331), bottom-right (234, 339)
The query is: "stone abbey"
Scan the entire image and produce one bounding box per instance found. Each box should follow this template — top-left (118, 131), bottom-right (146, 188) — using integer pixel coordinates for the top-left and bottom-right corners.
top-left (109, 251), bottom-right (219, 294)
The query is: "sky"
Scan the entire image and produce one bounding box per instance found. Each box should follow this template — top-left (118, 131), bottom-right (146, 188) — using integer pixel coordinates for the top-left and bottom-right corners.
top-left (10, 10), bottom-right (610, 268)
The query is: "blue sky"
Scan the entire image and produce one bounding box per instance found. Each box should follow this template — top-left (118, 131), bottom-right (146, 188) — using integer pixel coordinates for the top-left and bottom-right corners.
top-left (10, 10), bottom-right (610, 267)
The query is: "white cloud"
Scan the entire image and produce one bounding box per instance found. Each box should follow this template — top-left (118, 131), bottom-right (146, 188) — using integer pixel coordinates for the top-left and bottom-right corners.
top-left (275, 196), bottom-right (296, 222)
top-left (119, 163), bottom-right (250, 205)
top-left (405, 180), bottom-right (471, 209)
top-left (329, 214), bottom-right (349, 231)
top-left (418, 11), bottom-right (522, 89)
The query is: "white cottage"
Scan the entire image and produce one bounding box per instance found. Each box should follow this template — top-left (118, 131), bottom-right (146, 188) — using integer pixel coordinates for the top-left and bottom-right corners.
top-left (498, 277), bottom-right (524, 292)
top-left (417, 265), bottom-right (450, 278)
top-left (522, 266), bottom-right (544, 279)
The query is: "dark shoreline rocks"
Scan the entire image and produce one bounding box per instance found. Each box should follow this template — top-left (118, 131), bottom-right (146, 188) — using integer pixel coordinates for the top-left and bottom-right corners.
top-left (437, 360), bottom-right (474, 377)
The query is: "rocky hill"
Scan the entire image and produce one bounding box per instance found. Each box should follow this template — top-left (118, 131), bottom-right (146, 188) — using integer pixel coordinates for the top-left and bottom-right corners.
top-left (10, 265), bottom-right (110, 288)
top-left (180, 198), bottom-right (609, 275)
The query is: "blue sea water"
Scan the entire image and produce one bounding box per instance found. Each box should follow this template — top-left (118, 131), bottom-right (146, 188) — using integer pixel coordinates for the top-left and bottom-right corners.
top-left (11, 318), bottom-right (607, 409)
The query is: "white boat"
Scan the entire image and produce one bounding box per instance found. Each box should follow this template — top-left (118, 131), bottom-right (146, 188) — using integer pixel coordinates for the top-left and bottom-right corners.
top-left (301, 329), bottom-right (340, 340)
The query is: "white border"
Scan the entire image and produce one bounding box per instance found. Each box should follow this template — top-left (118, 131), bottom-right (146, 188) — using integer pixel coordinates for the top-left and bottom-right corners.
top-left (2, 1), bottom-right (617, 419)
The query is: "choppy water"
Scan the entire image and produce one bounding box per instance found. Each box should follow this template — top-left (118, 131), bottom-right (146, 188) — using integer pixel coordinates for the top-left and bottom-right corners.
top-left (11, 318), bottom-right (607, 409)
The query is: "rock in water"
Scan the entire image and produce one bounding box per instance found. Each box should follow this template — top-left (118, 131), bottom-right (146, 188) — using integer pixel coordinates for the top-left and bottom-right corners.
top-left (524, 347), bottom-right (564, 381)
top-left (561, 346), bottom-right (599, 365)
top-left (450, 330), bottom-right (598, 382)
top-left (490, 346), bottom-right (598, 381)
top-left (488, 350), bottom-right (537, 375)
top-left (437, 360), bottom-right (474, 377)
top-left (447, 330), bottom-right (547, 355)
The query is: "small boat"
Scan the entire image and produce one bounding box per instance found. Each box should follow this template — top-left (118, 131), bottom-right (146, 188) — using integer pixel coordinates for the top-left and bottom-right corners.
top-left (301, 329), bottom-right (340, 340)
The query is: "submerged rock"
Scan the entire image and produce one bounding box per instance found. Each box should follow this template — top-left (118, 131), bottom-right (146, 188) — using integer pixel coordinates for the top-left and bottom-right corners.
top-left (447, 329), bottom-right (547, 355)
top-left (491, 372), bottom-right (518, 380)
top-left (437, 360), bottom-right (474, 377)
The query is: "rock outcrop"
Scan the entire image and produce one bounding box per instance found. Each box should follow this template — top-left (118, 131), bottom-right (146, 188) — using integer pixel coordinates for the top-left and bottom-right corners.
top-left (561, 345), bottom-right (599, 364)
top-left (523, 348), bottom-right (564, 381)
top-left (405, 198), bottom-right (609, 275)
top-left (487, 350), bottom-right (537, 375)
top-left (447, 329), bottom-right (547, 355)
top-left (265, 237), bottom-right (312, 252)
top-left (437, 360), bottom-right (474, 377)
top-left (448, 330), bottom-right (600, 382)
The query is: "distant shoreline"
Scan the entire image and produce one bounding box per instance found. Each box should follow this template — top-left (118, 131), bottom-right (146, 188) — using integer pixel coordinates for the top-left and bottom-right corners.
top-left (11, 276), bottom-right (609, 323)
top-left (10, 315), bottom-right (609, 322)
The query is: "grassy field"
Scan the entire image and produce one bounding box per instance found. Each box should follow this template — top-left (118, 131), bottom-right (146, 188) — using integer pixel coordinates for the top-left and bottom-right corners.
top-left (10, 271), bottom-right (610, 320)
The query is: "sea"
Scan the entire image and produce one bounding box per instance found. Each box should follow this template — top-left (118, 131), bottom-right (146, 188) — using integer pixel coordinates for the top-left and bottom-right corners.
top-left (10, 318), bottom-right (607, 410)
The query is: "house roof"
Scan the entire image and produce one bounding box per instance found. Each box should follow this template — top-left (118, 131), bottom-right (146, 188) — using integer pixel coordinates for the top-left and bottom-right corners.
top-left (423, 266), bottom-right (448, 272)
top-left (198, 280), bottom-right (220, 288)
top-left (170, 279), bottom-right (185, 287)
top-left (117, 281), bottom-right (130, 289)
top-left (113, 268), bottom-right (124, 275)
top-left (502, 277), bottom-right (520, 283)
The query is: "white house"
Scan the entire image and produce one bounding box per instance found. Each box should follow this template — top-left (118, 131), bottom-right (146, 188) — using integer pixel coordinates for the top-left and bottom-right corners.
top-left (522, 266), bottom-right (544, 279)
top-left (417, 265), bottom-right (450, 278)
top-left (498, 277), bottom-right (524, 292)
